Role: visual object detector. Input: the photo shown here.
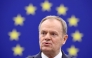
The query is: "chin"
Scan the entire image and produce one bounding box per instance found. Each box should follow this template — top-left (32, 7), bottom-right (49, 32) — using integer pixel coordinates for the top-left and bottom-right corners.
top-left (41, 47), bottom-right (52, 52)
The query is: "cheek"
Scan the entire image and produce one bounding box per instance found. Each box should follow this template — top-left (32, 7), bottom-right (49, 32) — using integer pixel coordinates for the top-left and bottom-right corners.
top-left (53, 39), bottom-right (62, 46)
top-left (52, 39), bottom-right (58, 46)
top-left (39, 36), bottom-right (44, 44)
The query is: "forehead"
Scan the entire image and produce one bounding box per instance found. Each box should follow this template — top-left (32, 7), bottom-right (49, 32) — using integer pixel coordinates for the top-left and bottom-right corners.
top-left (40, 19), bottom-right (63, 32)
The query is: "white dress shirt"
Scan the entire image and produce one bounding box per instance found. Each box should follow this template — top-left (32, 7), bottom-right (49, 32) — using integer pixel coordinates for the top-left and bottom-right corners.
top-left (41, 50), bottom-right (62, 58)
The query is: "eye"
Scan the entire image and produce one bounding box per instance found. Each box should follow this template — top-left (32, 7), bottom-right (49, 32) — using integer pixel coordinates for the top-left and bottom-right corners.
top-left (41, 31), bottom-right (47, 35)
top-left (51, 32), bottom-right (57, 36)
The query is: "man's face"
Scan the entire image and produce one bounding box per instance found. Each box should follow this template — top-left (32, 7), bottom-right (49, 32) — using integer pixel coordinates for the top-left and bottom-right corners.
top-left (39, 19), bottom-right (68, 52)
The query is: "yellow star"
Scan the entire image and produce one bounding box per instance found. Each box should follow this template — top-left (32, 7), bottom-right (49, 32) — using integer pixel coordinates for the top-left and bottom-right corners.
top-left (71, 30), bottom-right (83, 42)
top-left (41, 0), bottom-right (52, 11)
top-left (8, 29), bottom-right (20, 41)
top-left (56, 4), bottom-right (68, 15)
top-left (25, 4), bottom-right (36, 15)
top-left (68, 15), bottom-right (79, 26)
top-left (13, 14), bottom-right (25, 26)
top-left (12, 44), bottom-right (24, 56)
top-left (67, 45), bottom-right (79, 56)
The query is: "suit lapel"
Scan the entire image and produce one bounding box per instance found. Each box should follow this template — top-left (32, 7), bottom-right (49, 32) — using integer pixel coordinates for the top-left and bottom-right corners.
top-left (62, 50), bottom-right (68, 58)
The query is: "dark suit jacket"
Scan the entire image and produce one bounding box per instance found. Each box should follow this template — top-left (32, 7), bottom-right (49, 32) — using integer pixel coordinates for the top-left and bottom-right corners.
top-left (27, 51), bottom-right (72, 58)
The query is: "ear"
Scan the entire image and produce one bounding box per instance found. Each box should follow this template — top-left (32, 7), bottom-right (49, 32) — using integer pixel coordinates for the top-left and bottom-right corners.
top-left (63, 34), bottom-right (68, 45)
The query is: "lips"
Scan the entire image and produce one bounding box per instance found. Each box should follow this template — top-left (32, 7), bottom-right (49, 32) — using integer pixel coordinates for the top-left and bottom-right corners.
top-left (43, 42), bottom-right (51, 46)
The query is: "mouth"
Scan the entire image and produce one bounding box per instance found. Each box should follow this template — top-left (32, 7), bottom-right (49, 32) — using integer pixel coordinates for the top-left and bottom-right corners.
top-left (43, 42), bottom-right (51, 46)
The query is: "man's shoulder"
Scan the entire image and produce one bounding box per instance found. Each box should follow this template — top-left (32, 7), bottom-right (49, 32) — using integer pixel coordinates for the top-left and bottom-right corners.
top-left (26, 56), bottom-right (33, 58)
top-left (62, 50), bottom-right (73, 58)
top-left (65, 55), bottom-right (73, 58)
top-left (26, 53), bottom-right (41, 58)
top-left (26, 55), bottom-right (37, 58)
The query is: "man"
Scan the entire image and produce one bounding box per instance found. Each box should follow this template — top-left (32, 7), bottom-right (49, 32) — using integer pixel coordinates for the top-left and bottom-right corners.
top-left (27, 15), bottom-right (71, 58)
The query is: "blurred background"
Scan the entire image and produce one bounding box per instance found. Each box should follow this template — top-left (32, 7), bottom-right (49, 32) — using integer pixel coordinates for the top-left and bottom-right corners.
top-left (0, 0), bottom-right (92, 58)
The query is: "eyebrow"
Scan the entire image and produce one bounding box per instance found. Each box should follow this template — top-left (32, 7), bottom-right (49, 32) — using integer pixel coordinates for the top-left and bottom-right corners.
top-left (40, 29), bottom-right (58, 33)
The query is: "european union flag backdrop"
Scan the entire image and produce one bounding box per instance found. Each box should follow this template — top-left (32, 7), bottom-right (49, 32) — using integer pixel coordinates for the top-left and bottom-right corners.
top-left (0, 0), bottom-right (92, 58)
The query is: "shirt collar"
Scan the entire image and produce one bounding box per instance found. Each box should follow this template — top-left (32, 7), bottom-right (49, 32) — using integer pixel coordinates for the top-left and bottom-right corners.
top-left (41, 50), bottom-right (62, 58)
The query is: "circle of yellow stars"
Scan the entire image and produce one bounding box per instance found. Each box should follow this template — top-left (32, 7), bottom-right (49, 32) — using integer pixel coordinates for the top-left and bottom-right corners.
top-left (8, 0), bottom-right (84, 57)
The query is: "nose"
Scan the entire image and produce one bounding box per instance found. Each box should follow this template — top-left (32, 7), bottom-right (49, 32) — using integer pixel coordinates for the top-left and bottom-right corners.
top-left (44, 33), bottom-right (51, 41)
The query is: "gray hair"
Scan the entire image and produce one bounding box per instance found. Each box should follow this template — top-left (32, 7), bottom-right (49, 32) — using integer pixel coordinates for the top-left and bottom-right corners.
top-left (38, 15), bottom-right (67, 34)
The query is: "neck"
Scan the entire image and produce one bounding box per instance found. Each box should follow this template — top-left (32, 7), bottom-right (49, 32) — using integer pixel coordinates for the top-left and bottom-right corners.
top-left (42, 49), bottom-right (60, 57)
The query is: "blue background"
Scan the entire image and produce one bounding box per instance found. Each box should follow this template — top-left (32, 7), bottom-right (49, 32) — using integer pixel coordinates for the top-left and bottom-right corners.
top-left (0, 0), bottom-right (92, 58)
